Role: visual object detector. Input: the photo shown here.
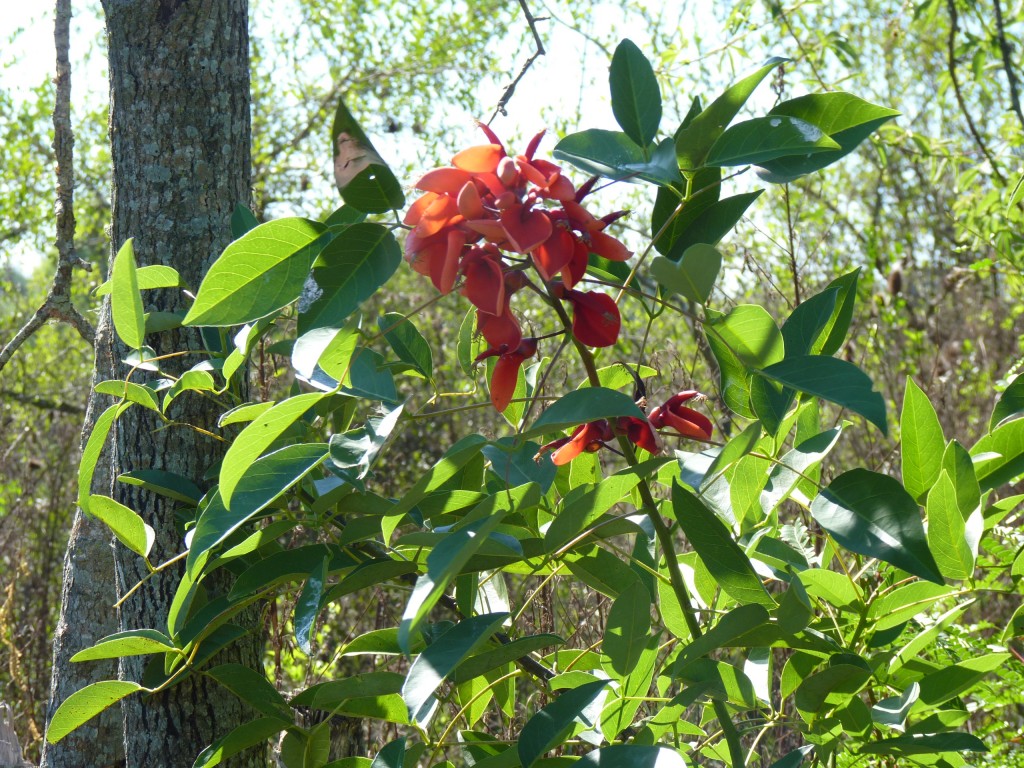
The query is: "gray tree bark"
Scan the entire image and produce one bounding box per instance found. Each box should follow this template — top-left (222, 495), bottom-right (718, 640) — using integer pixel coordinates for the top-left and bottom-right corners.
top-left (44, 1), bottom-right (263, 766)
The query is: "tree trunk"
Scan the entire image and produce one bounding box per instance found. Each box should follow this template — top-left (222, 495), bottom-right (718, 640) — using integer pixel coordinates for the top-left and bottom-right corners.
top-left (44, 1), bottom-right (263, 766)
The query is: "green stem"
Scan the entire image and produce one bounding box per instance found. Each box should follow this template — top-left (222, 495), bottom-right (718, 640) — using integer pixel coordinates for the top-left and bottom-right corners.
top-left (548, 283), bottom-right (745, 768)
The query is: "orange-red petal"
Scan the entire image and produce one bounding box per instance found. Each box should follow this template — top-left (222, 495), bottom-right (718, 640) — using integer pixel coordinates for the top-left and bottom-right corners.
top-left (457, 181), bottom-right (486, 219)
top-left (500, 205), bottom-right (553, 253)
top-left (415, 167), bottom-right (473, 195)
top-left (403, 191), bottom-right (439, 226)
top-left (589, 230), bottom-right (631, 262)
top-left (567, 290), bottom-right (620, 348)
top-left (462, 254), bottom-right (505, 316)
top-left (413, 194), bottom-right (460, 239)
top-left (531, 228), bottom-right (575, 281)
top-left (453, 144), bottom-right (504, 173)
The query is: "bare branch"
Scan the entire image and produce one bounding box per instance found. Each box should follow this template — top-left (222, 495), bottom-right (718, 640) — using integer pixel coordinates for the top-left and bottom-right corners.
top-left (488, 0), bottom-right (547, 122)
top-left (0, 388), bottom-right (86, 415)
top-left (0, 0), bottom-right (95, 376)
top-left (993, 0), bottom-right (1024, 133)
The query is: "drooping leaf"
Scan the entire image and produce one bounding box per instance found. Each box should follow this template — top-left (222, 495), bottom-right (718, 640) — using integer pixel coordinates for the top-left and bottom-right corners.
top-left (206, 663), bottom-right (293, 721)
top-left (294, 557), bottom-right (330, 655)
top-left (871, 682), bottom-right (919, 728)
top-left (300, 223), bottom-right (402, 333)
top-left (858, 733), bottom-right (987, 756)
top-left (926, 471), bottom-right (976, 580)
top-left (523, 388), bottom-right (645, 438)
top-left (184, 218), bottom-right (328, 327)
top-left (675, 57), bottom-right (788, 169)
top-left (88, 495), bottom-right (155, 560)
top-left (331, 96), bottom-right (405, 213)
top-left (650, 244), bottom-right (721, 303)
top-left (901, 378), bottom-right (944, 501)
top-left (96, 263), bottom-right (183, 297)
top-left (576, 745), bottom-right (686, 767)
top-left (111, 238), bottom-right (146, 350)
top-left (654, 190), bottom-right (763, 260)
top-left (757, 93), bottom-right (900, 183)
top-left (810, 469), bottom-right (943, 584)
top-left (47, 680), bottom-right (143, 744)
top-left (193, 717), bottom-right (288, 768)
top-left (379, 313), bottom-right (433, 380)
top-left (70, 629), bottom-right (176, 662)
top-left (329, 403), bottom-right (404, 481)
top-left (706, 304), bottom-right (784, 371)
top-left (972, 417), bottom-right (1024, 492)
top-left (609, 39), bottom-right (662, 147)
top-left (401, 613), bottom-right (509, 725)
top-left (761, 427), bottom-right (843, 513)
top-left (706, 116), bottom-right (840, 167)
top-left (292, 324), bottom-right (359, 384)
top-left (78, 403), bottom-right (130, 514)
top-left (518, 679), bottom-right (611, 768)
top-left (603, 581), bottom-right (652, 676)
top-left (218, 392), bottom-right (325, 507)
top-left (759, 356), bottom-right (888, 435)
top-left (671, 604), bottom-right (770, 670)
top-left (672, 482), bottom-right (775, 607)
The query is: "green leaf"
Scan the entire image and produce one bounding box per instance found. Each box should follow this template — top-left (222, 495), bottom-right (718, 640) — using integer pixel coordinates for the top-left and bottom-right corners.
top-left (523, 388), bottom-right (645, 438)
top-left (206, 663), bottom-right (293, 721)
top-left (77, 405), bottom-right (126, 514)
top-left (768, 746), bottom-right (814, 768)
top-left (609, 39), bottom-right (662, 147)
top-left (518, 679), bottom-right (611, 767)
top-left (402, 613), bottom-right (509, 725)
top-left (228, 544), bottom-right (356, 600)
top-left (675, 57), bottom-right (787, 169)
top-left (926, 471), bottom-right (977, 580)
top-left (292, 325), bottom-right (359, 383)
top-left (553, 130), bottom-right (678, 186)
top-left (672, 604), bottom-right (770, 669)
top-left (703, 310), bottom-right (755, 419)
top-left (47, 680), bottom-right (143, 744)
top-left (96, 263), bottom-right (183, 297)
top-left (858, 733), bottom-right (987, 756)
top-left (544, 468), bottom-right (646, 553)
top-left (706, 304), bottom-right (784, 370)
top-left (603, 581), bottom-right (652, 676)
top-left (654, 190), bottom-right (763, 260)
top-left (781, 287), bottom-right (838, 356)
top-left (868, 582), bottom-right (953, 632)
top-left (794, 663), bottom-right (871, 720)
top-left (71, 629), bottom-right (176, 662)
top-left (450, 634), bottom-right (564, 683)
top-left (871, 682), bottom-right (919, 728)
top-left (379, 313), bottom-right (433, 379)
top-left (300, 223), bottom-right (402, 333)
top-left (916, 652), bottom-right (1010, 706)
top-left (576, 746), bottom-right (686, 767)
top-left (332, 97), bottom-right (404, 213)
top-left (901, 378), bottom-right (945, 501)
top-left (971, 417), bottom-right (1024, 492)
top-left (183, 218), bottom-right (328, 327)
top-left (95, 380), bottom-right (161, 412)
top-left (761, 427), bottom-right (843, 513)
top-left (330, 403), bottom-right (404, 481)
top-left (706, 116), bottom-right (840, 167)
top-left (370, 738), bottom-right (406, 768)
top-left (992, 374), bottom-right (1024, 428)
top-left (457, 307), bottom-right (482, 376)
top-left (567, 546), bottom-right (642, 599)
top-left (111, 238), bottom-right (146, 350)
top-left (816, 269), bottom-right (860, 356)
top-left (759, 356), bottom-right (888, 435)
top-left (672, 482), bottom-right (775, 607)
top-left (88, 495), bottom-right (155, 559)
top-left (941, 440), bottom-right (981, 517)
top-left (810, 469), bottom-right (943, 584)
top-left (650, 244), bottom-right (721, 303)
top-left (218, 392), bottom-right (325, 507)
top-left (194, 717), bottom-right (288, 768)
top-left (117, 469), bottom-right (202, 505)
top-left (294, 557), bottom-right (329, 655)
top-left (188, 444), bottom-right (329, 577)
top-left (398, 487), bottom-right (538, 653)
top-left (758, 93), bottom-right (900, 183)
top-left (230, 203), bottom-right (260, 238)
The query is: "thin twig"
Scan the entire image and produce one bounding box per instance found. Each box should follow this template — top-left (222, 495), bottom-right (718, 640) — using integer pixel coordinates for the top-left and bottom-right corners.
top-left (947, 0), bottom-right (1006, 183)
top-left (487, 0), bottom-right (547, 122)
top-left (0, 0), bottom-right (95, 374)
top-left (993, 0), bottom-right (1024, 133)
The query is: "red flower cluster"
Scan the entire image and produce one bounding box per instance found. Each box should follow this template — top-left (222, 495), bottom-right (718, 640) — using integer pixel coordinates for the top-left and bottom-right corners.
top-left (404, 124), bottom-right (632, 411)
top-left (537, 391), bottom-right (713, 466)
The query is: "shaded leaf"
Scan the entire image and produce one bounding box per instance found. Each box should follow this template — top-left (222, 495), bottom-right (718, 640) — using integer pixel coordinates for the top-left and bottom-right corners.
top-left (610, 39), bottom-right (662, 146)
top-left (518, 679), bottom-right (611, 767)
top-left (650, 244), bottom-right (721, 303)
top-left (706, 116), bottom-right (840, 167)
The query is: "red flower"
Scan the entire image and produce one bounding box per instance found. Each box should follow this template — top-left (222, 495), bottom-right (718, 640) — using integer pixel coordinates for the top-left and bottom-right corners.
top-left (563, 288), bottom-right (621, 348)
top-left (539, 420), bottom-right (614, 466)
top-left (617, 416), bottom-right (661, 455)
top-left (477, 337), bottom-right (538, 412)
top-left (648, 391), bottom-right (713, 440)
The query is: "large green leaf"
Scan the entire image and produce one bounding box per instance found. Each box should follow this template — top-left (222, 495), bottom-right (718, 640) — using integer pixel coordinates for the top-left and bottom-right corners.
top-left (184, 218), bottom-right (328, 326)
top-left (603, 581), bottom-right (652, 676)
top-left (576, 746), bottom-right (686, 767)
top-left (401, 613), bottom-right (509, 725)
top-left (609, 39), bottom-right (662, 147)
top-left (926, 471), bottom-right (978, 581)
top-left (379, 313), bottom-right (433, 380)
top-left (781, 287), bottom-right (838, 356)
top-left (118, 469), bottom-right (203, 505)
top-left (47, 680), bottom-right (143, 744)
top-left (518, 679), bottom-right (611, 767)
top-left (206, 663), bottom-right (292, 721)
top-left (294, 557), bottom-right (329, 655)
top-left (940, 440), bottom-right (981, 518)
top-left (794, 662), bottom-right (871, 721)
top-left (871, 682), bottom-right (919, 729)
top-left (88, 495), bottom-right (155, 560)
top-left (759, 356), bottom-right (887, 435)
top-left (332, 97), bottom-right (405, 213)
top-left (761, 427), bottom-right (842, 513)
top-left (228, 544), bottom-right (355, 599)
top-left (758, 93), bottom-right (900, 183)
top-left (675, 57), bottom-right (787, 169)
top-left (70, 629), bottom-right (176, 662)
top-left (523, 388), bottom-right (645, 438)
top-left (387, 433), bottom-right (488, 519)
top-left (649, 244), bottom-right (721, 303)
top-left (858, 733), bottom-right (987, 756)
top-left (992, 374), bottom-right (1024, 428)
top-left (544, 468), bottom-right (646, 553)
top-left (671, 604), bottom-right (770, 670)
top-left (971, 417), bottom-right (1024, 492)
top-left (78, 403), bottom-right (130, 513)
top-left (300, 223), bottom-right (402, 333)
top-left (553, 130), bottom-right (680, 186)
top-left (810, 469), bottom-right (943, 584)
top-left (218, 392), bottom-right (324, 507)
top-left (916, 652), bottom-right (1010, 706)
top-left (706, 116), bottom-right (840, 167)
top-left (672, 482), bottom-right (774, 607)
top-left (194, 717), bottom-right (289, 768)
top-left (96, 263), bottom-right (183, 297)
top-left (110, 238), bottom-right (146, 350)
top-left (706, 304), bottom-right (784, 370)
top-left (901, 378), bottom-right (944, 501)
top-left (703, 309), bottom-right (755, 418)
top-left (653, 190), bottom-right (763, 260)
